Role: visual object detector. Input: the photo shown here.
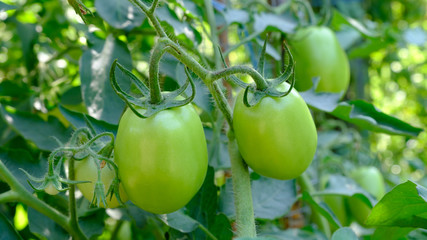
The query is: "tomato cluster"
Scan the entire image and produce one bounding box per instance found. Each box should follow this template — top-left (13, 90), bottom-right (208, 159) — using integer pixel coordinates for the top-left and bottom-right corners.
top-left (110, 25), bottom-right (352, 213)
top-left (75, 156), bottom-right (128, 208)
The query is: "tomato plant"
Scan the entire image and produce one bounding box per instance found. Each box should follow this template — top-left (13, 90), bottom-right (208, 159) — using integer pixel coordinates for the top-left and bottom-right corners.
top-left (348, 166), bottom-right (386, 226)
top-left (0, 0), bottom-right (425, 239)
top-left (233, 82), bottom-right (317, 180)
top-left (74, 157), bottom-right (128, 208)
top-left (288, 26), bottom-right (350, 95)
top-left (114, 105), bottom-right (208, 214)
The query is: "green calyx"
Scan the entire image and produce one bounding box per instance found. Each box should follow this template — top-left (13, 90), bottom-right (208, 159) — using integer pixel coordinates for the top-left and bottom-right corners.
top-left (110, 60), bottom-right (196, 119)
top-left (224, 38), bottom-right (296, 107)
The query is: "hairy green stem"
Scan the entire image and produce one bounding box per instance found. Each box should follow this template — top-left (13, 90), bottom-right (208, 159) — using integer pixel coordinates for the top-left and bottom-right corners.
top-left (128, 0), bottom-right (167, 37)
top-left (207, 83), bottom-right (233, 127)
top-left (298, 173), bottom-right (330, 238)
top-left (148, 0), bottom-right (160, 14)
top-left (0, 160), bottom-right (88, 240)
top-left (227, 132), bottom-right (256, 237)
top-left (149, 41), bottom-right (168, 103)
top-left (158, 38), bottom-right (268, 90)
top-left (68, 157), bottom-right (84, 237)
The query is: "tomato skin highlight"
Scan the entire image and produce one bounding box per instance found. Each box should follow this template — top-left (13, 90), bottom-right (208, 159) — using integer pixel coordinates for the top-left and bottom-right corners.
top-left (233, 83), bottom-right (317, 180)
top-left (288, 26), bottom-right (350, 95)
top-left (114, 105), bottom-right (208, 214)
top-left (75, 157), bottom-right (128, 208)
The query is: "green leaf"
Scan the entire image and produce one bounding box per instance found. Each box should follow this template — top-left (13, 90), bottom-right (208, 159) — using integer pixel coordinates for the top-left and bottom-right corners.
top-left (372, 227), bottom-right (414, 240)
top-left (301, 192), bottom-right (341, 229)
top-left (28, 207), bottom-right (69, 240)
top-left (80, 34), bottom-right (132, 125)
top-left (366, 181), bottom-right (427, 229)
top-left (331, 100), bottom-right (423, 137)
top-left (78, 208), bottom-right (106, 238)
top-left (252, 177), bottom-right (296, 220)
top-left (16, 22), bottom-right (38, 72)
top-left (0, 211), bottom-right (23, 240)
top-left (302, 192), bottom-right (341, 228)
top-left (331, 227), bottom-right (357, 240)
top-left (300, 84), bottom-right (423, 137)
top-left (321, 175), bottom-right (375, 207)
top-left (59, 105), bottom-right (117, 135)
top-left (163, 210), bottom-right (199, 233)
top-left (95, 0), bottom-right (145, 31)
top-left (220, 176), bottom-right (297, 220)
top-left (0, 2), bottom-right (16, 11)
top-left (205, 128), bottom-right (230, 169)
top-left (253, 13), bottom-right (296, 34)
top-left (331, 9), bottom-right (380, 38)
top-left (157, 6), bottom-right (202, 45)
top-left (348, 38), bottom-right (392, 59)
top-left (209, 213), bottom-right (233, 240)
top-left (0, 105), bottom-right (72, 151)
top-left (0, 149), bottom-right (47, 192)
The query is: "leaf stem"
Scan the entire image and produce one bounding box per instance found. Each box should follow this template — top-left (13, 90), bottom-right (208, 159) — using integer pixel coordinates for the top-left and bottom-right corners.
top-left (198, 223), bottom-right (219, 240)
top-left (298, 173), bottom-right (330, 238)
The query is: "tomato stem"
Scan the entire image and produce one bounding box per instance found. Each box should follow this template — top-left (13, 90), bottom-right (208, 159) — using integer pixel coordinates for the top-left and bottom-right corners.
top-left (227, 132), bottom-right (257, 237)
top-left (148, 41), bottom-right (167, 104)
top-left (67, 156), bottom-right (87, 239)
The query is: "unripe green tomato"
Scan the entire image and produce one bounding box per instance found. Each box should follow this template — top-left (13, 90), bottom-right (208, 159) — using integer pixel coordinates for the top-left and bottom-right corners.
top-left (348, 166), bottom-right (386, 226)
top-left (114, 105), bottom-right (208, 214)
top-left (288, 26), bottom-right (350, 95)
top-left (44, 182), bottom-right (59, 195)
top-left (324, 195), bottom-right (349, 230)
top-left (233, 82), bottom-right (317, 180)
top-left (320, 175), bottom-right (349, 229)
top-left (75, 157), bottom-right (128, 208)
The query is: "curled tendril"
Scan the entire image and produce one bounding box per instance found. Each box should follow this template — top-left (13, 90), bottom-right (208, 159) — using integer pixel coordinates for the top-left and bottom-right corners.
top-left (110, 59), bottom-right (197, 119)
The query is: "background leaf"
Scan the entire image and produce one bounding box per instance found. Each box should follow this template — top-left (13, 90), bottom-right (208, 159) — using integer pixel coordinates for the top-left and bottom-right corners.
top-left (95, 0), bottom-right (145, 31)
top-left (80, 34), bottom-right (132, 125)
top-left (0, 106), bottom-right (72, 151)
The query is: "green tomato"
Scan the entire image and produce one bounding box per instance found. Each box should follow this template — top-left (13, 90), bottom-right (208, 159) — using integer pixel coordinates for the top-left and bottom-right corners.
top-left (233, 82), bottom-right (317, 180)
top-left (75, 157), bottom-right (128, 208)
top-left (348, 166), bottom-right (386, 226)
top-left (114, 105), bottom-right (208, 214)
top-left (44, 182), bottom-right (59, 195)
top-left (288, 26), bottom-right (350, 95)
top-left (320, 175), bottom-right (349, 228)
